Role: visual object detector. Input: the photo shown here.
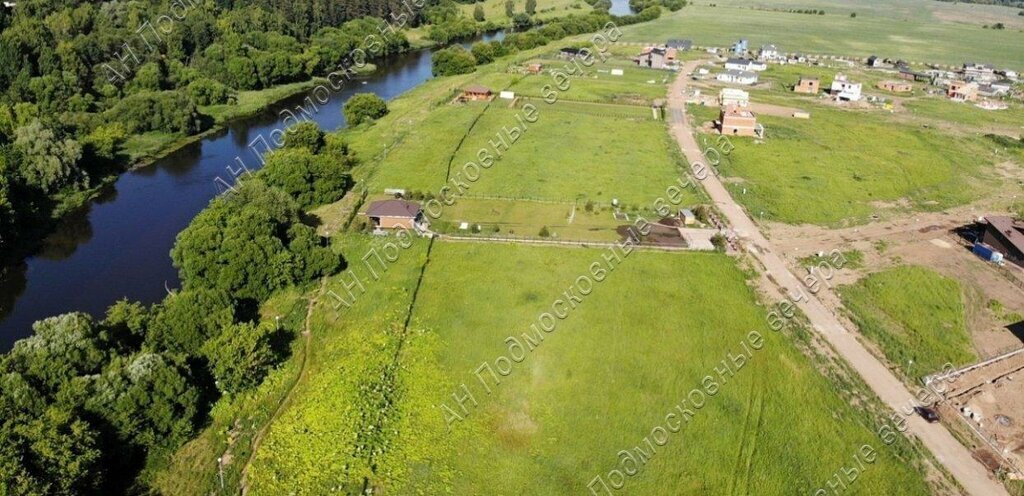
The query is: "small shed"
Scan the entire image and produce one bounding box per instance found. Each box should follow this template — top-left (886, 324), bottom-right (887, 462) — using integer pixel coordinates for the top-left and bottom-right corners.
top-left (462, 85), bottom-right (494, 101)
top-left (527, 63), bottom-right (543, 74)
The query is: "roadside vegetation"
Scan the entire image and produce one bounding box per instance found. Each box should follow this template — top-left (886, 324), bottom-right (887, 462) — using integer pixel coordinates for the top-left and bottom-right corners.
top-left (840, 266), bottom-right (977, 380)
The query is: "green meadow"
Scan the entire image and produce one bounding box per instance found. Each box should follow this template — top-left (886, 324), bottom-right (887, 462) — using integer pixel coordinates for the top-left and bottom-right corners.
top-left (620, 2), bottom-right (1024, 68)
top-left (840, 266), bottom-right (977, 381)
top-left (704, 105), bottom-right (999, 226)
top-left (243, 242), bottom-right (936, 494)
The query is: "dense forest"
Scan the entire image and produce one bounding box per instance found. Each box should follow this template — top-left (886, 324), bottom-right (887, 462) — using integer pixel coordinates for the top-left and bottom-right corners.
top-left (0, 0), bottom-right (411, 262)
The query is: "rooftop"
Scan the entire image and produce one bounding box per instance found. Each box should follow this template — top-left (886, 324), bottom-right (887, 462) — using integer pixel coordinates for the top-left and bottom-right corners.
top-left (365, 199), bottom-right (422, 218)
top-left (987, 216), bottom-right (1024, 251)
top-left (463, 85), bottom-right (492, 94)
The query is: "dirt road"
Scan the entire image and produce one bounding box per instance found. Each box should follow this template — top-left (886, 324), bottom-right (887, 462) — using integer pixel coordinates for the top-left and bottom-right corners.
top-left (668, 60), bottom-right (1008, 496)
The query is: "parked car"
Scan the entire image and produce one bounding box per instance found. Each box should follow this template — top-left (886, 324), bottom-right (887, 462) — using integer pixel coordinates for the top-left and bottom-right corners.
top-left (914, 406), bottom-right (940, 423)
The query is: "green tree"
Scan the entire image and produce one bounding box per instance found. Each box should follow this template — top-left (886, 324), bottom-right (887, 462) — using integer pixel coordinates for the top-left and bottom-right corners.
top-left (283, 121), bottom-right (326, 153)
top-left (4, 313), bottom-right (108, 392)
top-left (431, 46), bottom-right (477, 76)
top-left (474, 3), bottom-right (486, 21)
top-left (526, 0), bottom-right (537, 15)
top-left (512, 12), bottom-right (533, 30)
top-left (81, 123), bottom-right (127, 162)
top-left (146, 288), bottom-right (234, 356)
top-left (13, 120), bottom-right (84, 193)
top-left (203, 321), bottom-right (279, 394)
top-left (260, 148), bottom-right (354, 209)
top-left (343, 93), bottom-right (388, 126)
top-left (505, 0), bottom-right (515, 17)
top-left (0, 405), bottom-right (104, 496)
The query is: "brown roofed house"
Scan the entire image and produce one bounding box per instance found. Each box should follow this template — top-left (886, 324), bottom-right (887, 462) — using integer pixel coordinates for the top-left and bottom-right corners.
top-left (527, 63), bottom-right (543, 74)
top-left (981, 216), bottom-right (1024, 267)
top-left (794, 76), bottom-right (819, 94)
top-left (461, 85), bottom-right (493, 101)
top-left (947, 80), bottom-right (978, 102)
top-left (364, 200), bottom-right (425, 230)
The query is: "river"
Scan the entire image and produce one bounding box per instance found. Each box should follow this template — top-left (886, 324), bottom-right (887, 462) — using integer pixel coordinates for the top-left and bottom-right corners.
top-left (0, 31), bottom-right (504, 351)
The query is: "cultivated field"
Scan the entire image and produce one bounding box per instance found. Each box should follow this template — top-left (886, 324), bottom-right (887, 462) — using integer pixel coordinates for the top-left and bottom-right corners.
top-left (619, 2), bottom-right (1024, 68)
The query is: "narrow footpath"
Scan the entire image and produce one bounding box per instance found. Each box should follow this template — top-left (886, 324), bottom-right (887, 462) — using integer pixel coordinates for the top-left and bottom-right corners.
top-left (667, 60), bottom-right (1007, 496)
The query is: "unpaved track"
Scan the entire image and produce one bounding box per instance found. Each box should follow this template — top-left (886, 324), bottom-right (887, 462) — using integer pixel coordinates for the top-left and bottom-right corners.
top-left (668, 60), bottom-right (1007, 496)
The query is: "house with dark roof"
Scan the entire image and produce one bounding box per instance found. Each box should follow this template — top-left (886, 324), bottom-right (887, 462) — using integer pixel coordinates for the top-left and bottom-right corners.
top-left (635, 47), bottom-right (669, 69)
top-left (982, 216), bottom-right (1024, 267)
top-left (364, 200), bottom-right (426, 230)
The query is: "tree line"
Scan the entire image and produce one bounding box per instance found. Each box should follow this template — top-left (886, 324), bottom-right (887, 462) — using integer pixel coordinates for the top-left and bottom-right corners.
top-left (0, 121), bottom-right (355, 495)
top-left (0, 0), bottom-right (411, 262)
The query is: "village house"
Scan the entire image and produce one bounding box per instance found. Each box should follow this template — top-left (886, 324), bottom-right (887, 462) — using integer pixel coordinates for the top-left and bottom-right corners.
top-left (461, 85), bottom-right (493, 101)
top-left (963, 62), bottom-right (996, 83)
top-left (793, 76), bottom-right (819, 94)
top-left (526, 63), bottom-right (543, 74)
top-left (719, 88), bottom-right (750, 107)
top-left (947, 80), bottom-right (978, 102)
top-left (981, 216), bottom-right (1024, 267)
top-left (717, 69), bottom-right (759, 85)
top-left (877, 80), bottom-right (913, 93)
top-left (829, 73), bottom-right (862, 101)
top-left (718, 106), bottom-right (760, 137)
top-left (996, 69), bottom-right (1018, 81)
top-left (636, 47), bottom-right (669, 69)
top-left (787, 53), bottom-right (809, 64)
top-left (363, 200), bottom-right (427, 231)
top-left (725, 58), bottom-right (767, 72)
top-left (667, 39), bottom-right (693, 51)
top-left (731, 39), bottom-right (748, 55)
top-left (898, 66), bottom-right (932, 83)
top-left (758, 44), bottom-right (781, 62)
top-left (866, 55), bottom-right (887, 68)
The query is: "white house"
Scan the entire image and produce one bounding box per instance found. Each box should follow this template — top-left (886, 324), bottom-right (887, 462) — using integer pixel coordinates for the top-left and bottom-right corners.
top-left (829, 73), bottom-right (862, 101)
top-left (719, 88), bottom-right (749, 107)
top-left (758, 44), bottom-right (781, 62)
top-left (725, 58), bottom-right (767, 72)
top-left (717, 70), bottom-right (759, 85)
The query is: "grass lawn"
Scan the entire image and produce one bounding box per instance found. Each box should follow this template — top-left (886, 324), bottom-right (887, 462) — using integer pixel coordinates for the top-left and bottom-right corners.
top-left (448, 105), bottom-right (684, 204)
top-left (122, 131), bottom-right (184, 163)
top-left (511, 57), bottom-right (671, 105)
top-left (240, 241), bottom-right (937, 494)
top-left (902, 97), bottom-right (1024, 132)
top-left (620, 3), bottom-right (1024, 69)
top-left (703, 105), bottom-right (999, 226)
top-left (397, 243), bottom-right (932, 494)
top-left (840, 266), bottom-right (977, 380)
top-left (432, 197), bottom-right (632, 241)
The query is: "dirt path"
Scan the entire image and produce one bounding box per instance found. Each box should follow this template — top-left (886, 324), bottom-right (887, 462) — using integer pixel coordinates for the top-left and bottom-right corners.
top-left (668, 60), bottom-right (1008, 496)
top-left (238, 277), bottom-right (327, 496)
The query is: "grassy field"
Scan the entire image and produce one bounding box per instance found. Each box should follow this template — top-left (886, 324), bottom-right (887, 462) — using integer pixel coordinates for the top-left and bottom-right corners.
top-left (431, 197), bottom-right (632, 241)
top-left (240, 242), bottom-right (937, 494)
top-left (461, 0), bottom-right (592, 22)
top-left (245, 236), bottom-right (432, 493)
top-left (840, 266), bottom-right (977, 380)
top-left (510, 57), bottom-right (671, 105)
top-left (620, 2), bottom-right (1024, 68)
top-left (201, 79), bottom-right (323, 123)
top-left (703, 104), bottom-right (1000, 226)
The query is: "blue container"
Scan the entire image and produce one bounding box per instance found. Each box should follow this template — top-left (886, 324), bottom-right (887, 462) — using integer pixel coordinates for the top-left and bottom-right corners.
top-left (973, 242), bottom-right (1001, 262)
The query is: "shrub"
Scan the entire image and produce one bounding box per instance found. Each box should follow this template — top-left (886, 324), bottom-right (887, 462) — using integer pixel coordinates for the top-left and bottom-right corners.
top-left (343, 93), bottom-right (388, 126)
top-left (538, 226), bottom-right (551, 237)
top-left (431, 46), bottom-right (477, 76)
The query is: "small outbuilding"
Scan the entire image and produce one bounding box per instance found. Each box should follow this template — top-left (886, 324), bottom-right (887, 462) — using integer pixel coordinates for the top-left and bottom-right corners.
top-left (527, 63), bottom-right (543, 74)
top-left (877, 80), bottom-right (912, 93)
top-left (982, 216), bottom-right (1024, 267)
top-left (364, 200), bottom-right (426, 230)
top-left (718, 106), bottom-right (760, 137)
top-left (461, 85), bottom-right (494, 101)
top-left (794, 76), bottom-right (819, 94)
